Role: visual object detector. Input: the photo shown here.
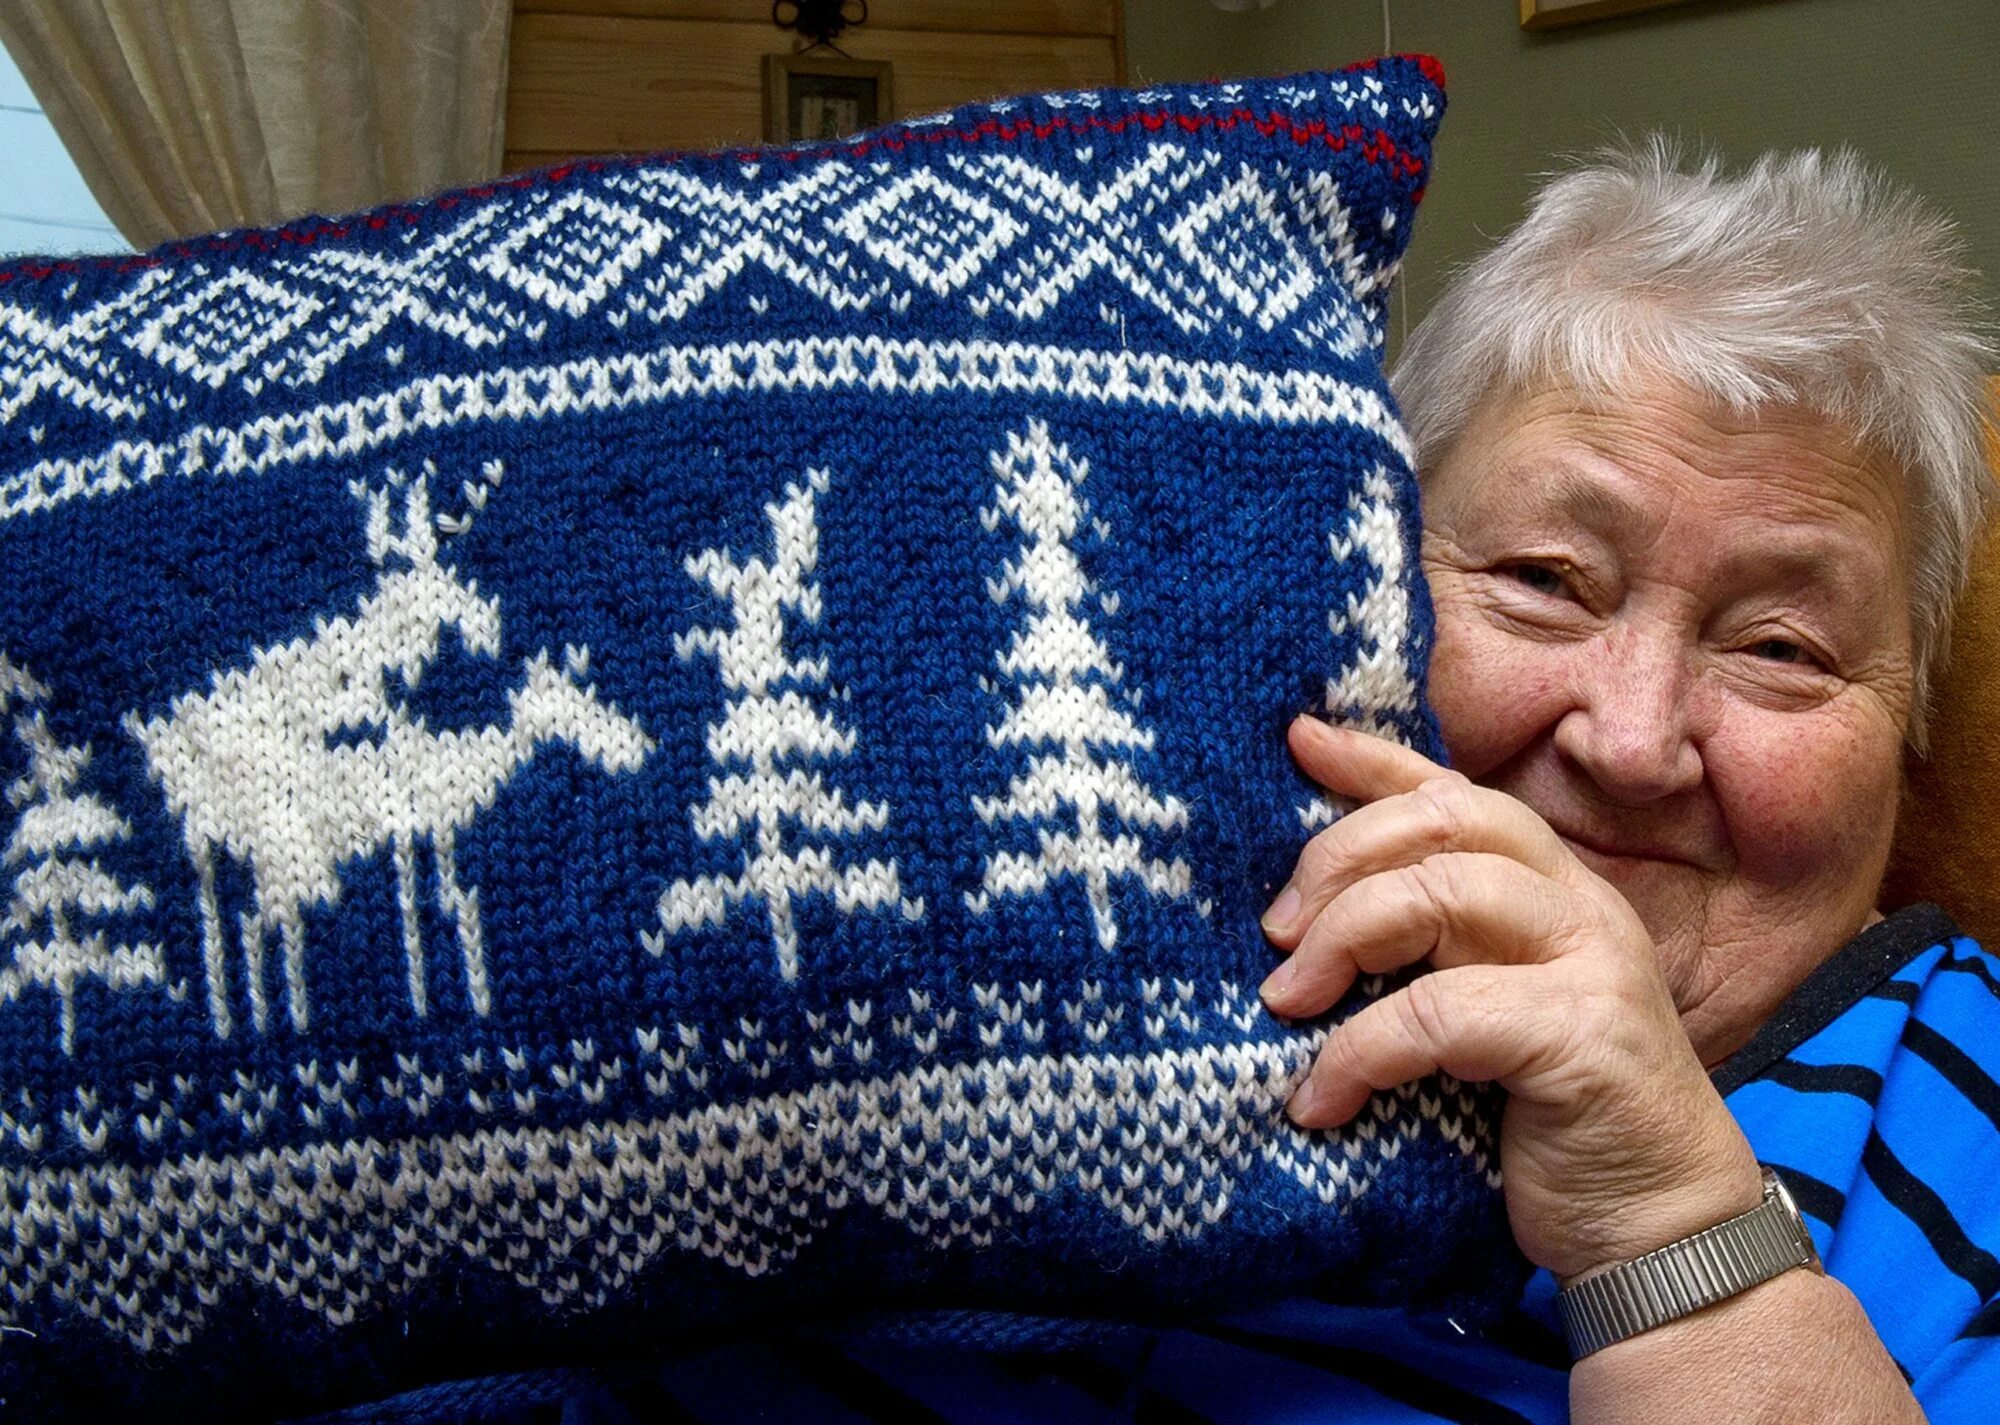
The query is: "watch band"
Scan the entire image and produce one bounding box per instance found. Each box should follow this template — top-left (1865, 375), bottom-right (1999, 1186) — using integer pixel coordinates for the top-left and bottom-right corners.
top-left (1556, 1167), bottom-right (1822, 1360)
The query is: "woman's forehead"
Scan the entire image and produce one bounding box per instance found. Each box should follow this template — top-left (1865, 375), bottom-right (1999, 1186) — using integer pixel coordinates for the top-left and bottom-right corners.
top-left (1436, 381), bottom-right (1910, 539)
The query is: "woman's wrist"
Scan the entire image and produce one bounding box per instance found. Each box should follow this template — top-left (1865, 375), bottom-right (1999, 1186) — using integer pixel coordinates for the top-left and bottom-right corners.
top-left (1552, 1148), bottom-right (1766, 1287)
top-left (1569, 1264), bottom-right (1925, 1425)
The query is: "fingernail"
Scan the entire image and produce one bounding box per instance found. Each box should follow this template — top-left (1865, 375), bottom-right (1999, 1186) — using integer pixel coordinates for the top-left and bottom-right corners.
top-left (1262, 886), bottom-right (1301, 934)
top-left (1286, 1077), bottom-right (1319, 1124)
top-left (1258, 959), bottom-right (1295, 1006)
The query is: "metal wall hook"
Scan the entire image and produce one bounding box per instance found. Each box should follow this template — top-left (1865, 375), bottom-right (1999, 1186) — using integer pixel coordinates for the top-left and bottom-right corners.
top-left (772, 0), bottom-right (869, 54)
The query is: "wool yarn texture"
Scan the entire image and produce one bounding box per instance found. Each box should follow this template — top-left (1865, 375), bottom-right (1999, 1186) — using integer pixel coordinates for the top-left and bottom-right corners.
top-left (0, 55), bottom-right (1522, 1420)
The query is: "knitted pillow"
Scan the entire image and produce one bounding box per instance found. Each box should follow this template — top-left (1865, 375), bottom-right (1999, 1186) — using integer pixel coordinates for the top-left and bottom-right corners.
top-left (0, 57), bottom-right (1517, 1419)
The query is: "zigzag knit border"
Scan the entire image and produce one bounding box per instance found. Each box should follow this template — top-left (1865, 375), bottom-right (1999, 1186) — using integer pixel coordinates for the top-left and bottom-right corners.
top-left (0, 337), bottom-right (1415, 521)
top-left (0, 1034), bottom-right (1496, 1353)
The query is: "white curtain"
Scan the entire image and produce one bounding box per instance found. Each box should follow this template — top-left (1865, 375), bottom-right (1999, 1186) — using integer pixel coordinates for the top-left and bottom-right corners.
top-left (0, 0), bottom-right (512, 249)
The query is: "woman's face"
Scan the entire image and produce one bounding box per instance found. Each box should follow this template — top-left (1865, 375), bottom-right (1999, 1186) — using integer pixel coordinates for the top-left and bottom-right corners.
top-left (1419, 377), bottom-right (1917, 1067)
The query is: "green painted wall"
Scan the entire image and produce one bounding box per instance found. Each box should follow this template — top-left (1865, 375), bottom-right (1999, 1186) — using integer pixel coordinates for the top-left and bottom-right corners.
top-left (1125, 0), bottom-right (2000, 340)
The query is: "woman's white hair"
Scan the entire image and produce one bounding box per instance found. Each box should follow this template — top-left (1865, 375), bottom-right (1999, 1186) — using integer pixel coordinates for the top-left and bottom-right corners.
top-left (1391, 136), bottom-right (1993, 751)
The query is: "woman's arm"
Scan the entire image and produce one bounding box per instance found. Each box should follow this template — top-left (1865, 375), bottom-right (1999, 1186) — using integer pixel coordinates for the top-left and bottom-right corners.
top-left (1569, 1266), bottom-right (1922, 1423)
top-left (1260, 716), bottom-right (1924, 1423)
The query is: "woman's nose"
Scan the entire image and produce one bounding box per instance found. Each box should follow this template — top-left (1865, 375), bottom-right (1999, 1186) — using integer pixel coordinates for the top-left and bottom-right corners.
top-left (1551, 631), bottom-right (1704, 805)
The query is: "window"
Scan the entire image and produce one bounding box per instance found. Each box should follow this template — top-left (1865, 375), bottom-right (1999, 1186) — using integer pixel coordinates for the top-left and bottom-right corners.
top-left (0, 44), bottom-right (127, 256)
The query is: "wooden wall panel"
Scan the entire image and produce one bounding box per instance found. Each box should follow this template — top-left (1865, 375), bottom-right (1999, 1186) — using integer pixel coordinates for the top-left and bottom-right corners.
top-left (516, 0), bottom-right (1119, 38)
top-left (505, 1), bottom-right (1122, 170)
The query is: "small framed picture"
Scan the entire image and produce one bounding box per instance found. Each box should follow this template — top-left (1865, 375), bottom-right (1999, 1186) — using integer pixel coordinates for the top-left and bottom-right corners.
top-left (763, 52), bottom-right (894, 143)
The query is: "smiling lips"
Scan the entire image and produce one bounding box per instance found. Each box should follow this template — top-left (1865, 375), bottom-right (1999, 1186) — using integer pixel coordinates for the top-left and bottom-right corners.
top-left (1552, 824), bottom-right (1704, 868)
top-left (1486, 759), bottom-right (1731, 874)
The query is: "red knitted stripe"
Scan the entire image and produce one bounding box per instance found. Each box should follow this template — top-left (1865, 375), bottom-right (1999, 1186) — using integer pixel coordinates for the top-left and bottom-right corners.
top-left (1351, 53), bottom-right (1447, 92)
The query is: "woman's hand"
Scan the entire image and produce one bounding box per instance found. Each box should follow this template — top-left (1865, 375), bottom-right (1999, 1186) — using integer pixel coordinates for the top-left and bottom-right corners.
top-left (1259, 715), bottom-right (1764, 1281)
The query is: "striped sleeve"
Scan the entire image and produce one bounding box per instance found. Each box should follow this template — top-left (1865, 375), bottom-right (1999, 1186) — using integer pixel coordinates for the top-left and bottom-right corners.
top-left (1723, 918), bottom-right (2000, 1417)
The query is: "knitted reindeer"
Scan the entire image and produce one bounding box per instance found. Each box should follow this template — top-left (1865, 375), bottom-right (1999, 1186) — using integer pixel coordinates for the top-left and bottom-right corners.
top-left (126, 465), bottom-right (653, 1037)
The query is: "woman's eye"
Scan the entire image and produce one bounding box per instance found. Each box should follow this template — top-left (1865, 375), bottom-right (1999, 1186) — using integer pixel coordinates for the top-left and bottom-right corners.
top-left (1505, 563), bottom-right (1567, 596)
top-left (1747, 638), bottom-right (1816, 667)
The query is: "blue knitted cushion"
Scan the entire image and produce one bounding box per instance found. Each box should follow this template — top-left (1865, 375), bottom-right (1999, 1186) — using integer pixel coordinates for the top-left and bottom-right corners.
top-left (0, 56), bottom-right (1519, 1419)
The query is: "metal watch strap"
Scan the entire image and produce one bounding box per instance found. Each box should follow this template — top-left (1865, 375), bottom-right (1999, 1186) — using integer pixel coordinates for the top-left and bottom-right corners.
top-left (1557, 1167), bottom-right (1823, 1360)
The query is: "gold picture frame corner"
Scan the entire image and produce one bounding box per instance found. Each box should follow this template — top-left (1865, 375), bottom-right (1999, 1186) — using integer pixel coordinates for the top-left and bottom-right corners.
top-left (1521, 0), bottom-right (1698, 32)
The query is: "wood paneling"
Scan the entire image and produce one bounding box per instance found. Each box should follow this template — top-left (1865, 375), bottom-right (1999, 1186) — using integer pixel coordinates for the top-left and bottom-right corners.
top-left (505, 9), bottom-right (1119, 165)
top-left (515, 0), bottom-right (1118, 37)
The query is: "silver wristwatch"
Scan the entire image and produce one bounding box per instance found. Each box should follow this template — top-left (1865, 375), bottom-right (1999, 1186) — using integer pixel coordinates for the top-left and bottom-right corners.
top-left (1556, 1167), bottom-right (1823, 1360)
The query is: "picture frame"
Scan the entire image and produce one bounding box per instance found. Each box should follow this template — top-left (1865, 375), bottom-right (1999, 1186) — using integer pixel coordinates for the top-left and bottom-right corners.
top-left (763, 52), bottom-right (894, 143)
top-left (1520, 0), bottom-right (1699, 29)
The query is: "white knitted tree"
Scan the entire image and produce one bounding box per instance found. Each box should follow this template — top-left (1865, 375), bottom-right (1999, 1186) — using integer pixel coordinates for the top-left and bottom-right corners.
top-left (650, 468), bottom-right (920, 980)
top-left (1297, 461), bottom-right (1421, 831)
top-left (966, 421), bottom-right (1203, 951)
top-left (1, 706), bottom-right (165, 1055)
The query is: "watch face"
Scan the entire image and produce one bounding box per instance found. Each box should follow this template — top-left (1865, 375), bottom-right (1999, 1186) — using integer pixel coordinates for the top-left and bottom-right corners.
top-left (1764, 1167), bottom-right (1825, 1273)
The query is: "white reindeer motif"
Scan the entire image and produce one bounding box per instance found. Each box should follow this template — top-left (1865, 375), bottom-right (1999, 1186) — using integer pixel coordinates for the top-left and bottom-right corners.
top-left (125, 466), bottom-right (654, 1037)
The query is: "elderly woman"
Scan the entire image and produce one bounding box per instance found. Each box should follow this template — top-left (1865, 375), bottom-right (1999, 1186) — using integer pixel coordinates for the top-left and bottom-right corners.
top-left (1248, 137), bottom-right (1996, 1423)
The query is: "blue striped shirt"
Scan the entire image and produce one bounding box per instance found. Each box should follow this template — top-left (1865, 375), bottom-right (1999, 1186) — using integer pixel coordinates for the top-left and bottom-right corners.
top-left (318, 904), bottom-right (1998, 1424)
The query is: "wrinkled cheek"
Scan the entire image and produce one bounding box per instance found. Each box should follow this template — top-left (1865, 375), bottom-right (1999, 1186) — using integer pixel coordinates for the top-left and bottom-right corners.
top-left (1428, 614), bottom-right (1567, 777)
top-left (1725, 718), bottom-right (1899, 893)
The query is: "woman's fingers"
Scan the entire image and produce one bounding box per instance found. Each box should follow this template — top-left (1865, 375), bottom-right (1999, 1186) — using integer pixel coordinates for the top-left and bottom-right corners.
top-left (1285, 961), bottom-right (1573, 1128)
top-left (1263, 720), bottom-right (1581, 948)
top-left (1284, 714), bottom-right (1445, 800)
top-left (1259, 851), bottom-right (1593, 1017)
